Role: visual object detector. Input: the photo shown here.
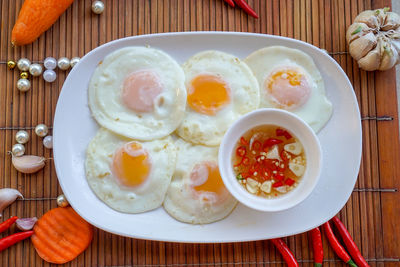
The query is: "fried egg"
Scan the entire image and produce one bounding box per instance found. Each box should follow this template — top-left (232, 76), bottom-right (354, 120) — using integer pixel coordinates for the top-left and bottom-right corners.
top-left (88, 46), bottom-right (186, 140)
top-left (163, 139), bottom-right (237, 224)
top-left (176, 51), bottom-right (260, 146)
top-left (85, 128), bottom-right (176, 213)
top-left (245, 46), bottom-right (333, 132)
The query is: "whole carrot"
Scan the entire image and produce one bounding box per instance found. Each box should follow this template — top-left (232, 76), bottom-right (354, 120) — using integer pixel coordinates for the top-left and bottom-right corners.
top-left (0, 231), bottom-right (33, 252)
top-left (0, 216), bottom-right (18, 234)
top-left (322, 221), bottom-right (357, 267)
top-left (11, 0), bottom-right (74, 46)
top-left (331, 216), bottom-right (369, 267)
top-left (310, 227), bottom-right (323, 267)
top-left (270, 238), bottom-right (299, 267)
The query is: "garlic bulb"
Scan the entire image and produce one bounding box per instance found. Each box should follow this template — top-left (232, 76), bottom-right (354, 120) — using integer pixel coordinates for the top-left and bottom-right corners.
top-left (347, 7), bottom-right (400, 71)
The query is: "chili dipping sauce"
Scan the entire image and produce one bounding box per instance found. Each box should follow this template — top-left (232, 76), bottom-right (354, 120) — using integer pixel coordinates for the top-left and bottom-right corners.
top-left (232, 125), bottom-right (306, 198)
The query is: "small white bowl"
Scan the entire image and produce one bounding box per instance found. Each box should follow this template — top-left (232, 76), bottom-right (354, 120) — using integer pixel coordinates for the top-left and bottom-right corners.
top-left (219, 108), bottom-right (322, 212)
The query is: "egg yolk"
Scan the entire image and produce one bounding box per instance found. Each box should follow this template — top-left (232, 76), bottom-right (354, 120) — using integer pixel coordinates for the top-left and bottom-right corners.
top-left (121, 70), bottom-right (163, 113)
top-left (111, 142), bottom-right (151, 187)
top-left (190, 161), bottom-right (227, 202)
top-left (265, 68), bottom-right (311, 110)
top-left (187, 74), bottom-right (231, 116)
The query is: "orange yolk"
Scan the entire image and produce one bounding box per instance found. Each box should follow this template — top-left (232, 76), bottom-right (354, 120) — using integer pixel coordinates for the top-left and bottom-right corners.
top-left (190, 162), bottom-right (227, 200)
top-left (121, 70), bottom-right (163, 113)
top-left (265, 68), bottom-right (311, 110)
top-left (111, 142), bottom-right (151, 187)
top-left (187, 74), bottom-right (231, 116)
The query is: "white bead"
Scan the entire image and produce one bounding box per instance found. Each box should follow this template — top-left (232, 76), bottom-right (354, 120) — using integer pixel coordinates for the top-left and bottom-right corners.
top-left (12, 144), bottom-right (25, 157)
top-left (44, 57), bottom-right (57, 70)
top-left (16, 78), bottom-right (31, 92)
top-left (92, 0), bottom-right (105, 14)
top-left (29, 63), bottom-right (43, 76)
top-left (43, 135), bottom-right (53, 149)
top-left (70, 57), bottom-right (80, 68)
top-left (17, 58), bottom-right (31, 71)
top-left (56, 194), bottom-right (69, 207)
top-left (43, 70), bottom-right (56, 82)
top-left (57, 57), bottom-right (70, 70)
top-left (15, 130), bottom-right (29, 144)
top-left (35, 124), bottom-right (48, 137)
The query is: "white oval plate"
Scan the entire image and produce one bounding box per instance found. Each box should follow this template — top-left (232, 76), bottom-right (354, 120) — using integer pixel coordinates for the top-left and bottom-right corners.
top-left (53, 32), bottom-right (361, 243)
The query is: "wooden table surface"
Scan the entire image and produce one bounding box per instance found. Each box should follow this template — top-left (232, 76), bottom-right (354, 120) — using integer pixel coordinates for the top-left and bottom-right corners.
top-left (1, 0), bottom-right (400, 266)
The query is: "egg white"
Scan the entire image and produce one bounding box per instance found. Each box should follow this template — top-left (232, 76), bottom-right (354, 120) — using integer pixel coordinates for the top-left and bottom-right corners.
top-left (244, 46), bottom-right (333, 132)
top-left (163, 138), bottom-right (237, 224)
top-left (88, 46), bottom-right (186, 140)
top-left (85, 128), bottom-right (176, 213)
top-left (176, 50), bottom-right (260, 146)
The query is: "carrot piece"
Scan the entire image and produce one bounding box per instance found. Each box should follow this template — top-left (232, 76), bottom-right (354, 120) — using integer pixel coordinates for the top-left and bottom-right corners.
top-left (31, 207), bottom-right (93, 264)
top-left (11, 0), bottom-right (74, 46)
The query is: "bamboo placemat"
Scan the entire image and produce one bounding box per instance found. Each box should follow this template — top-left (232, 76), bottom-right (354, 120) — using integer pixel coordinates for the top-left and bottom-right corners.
top-left (1, 0), bottom-right (399, 266)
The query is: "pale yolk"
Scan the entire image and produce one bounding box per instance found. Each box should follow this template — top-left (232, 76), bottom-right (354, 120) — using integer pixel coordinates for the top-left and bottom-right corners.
top-left (187, 74), bottom-right (231, 116)
top-left (265, 68), bottom-right (311, 110)
top-left (121, 70), bottom-right (163, 113)
top-left (190, 161), bottom-right (227, 202)
top-left (111, 142), bottom-right (151, 187)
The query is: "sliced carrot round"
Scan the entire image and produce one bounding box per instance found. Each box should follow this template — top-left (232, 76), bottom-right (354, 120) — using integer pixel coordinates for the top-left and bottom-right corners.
top-left (31, 207), bottom-right (93, 264)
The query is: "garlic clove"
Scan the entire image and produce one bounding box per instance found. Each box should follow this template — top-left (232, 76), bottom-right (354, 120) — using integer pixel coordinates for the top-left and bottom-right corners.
top-left (16, 217), bottom-right (37, 231)
top-left (379, 41), bottom-right (398, 70)
top-left (12, 155), bottom-right (46, 174)
top-left (349, 32), bottom-right (377, 60)
top-left (354, 10), bottom-right (380, 28)
top-left (346, 22), bottom-right (372, 43)
top-left (358, 41), bottom-right (381, 71)
top-left (0, 188), bottom-right (23, 217)
top-left (381, 12), bottom-right (400, 31)
top-left (266, 145), bottom-right (281, 161)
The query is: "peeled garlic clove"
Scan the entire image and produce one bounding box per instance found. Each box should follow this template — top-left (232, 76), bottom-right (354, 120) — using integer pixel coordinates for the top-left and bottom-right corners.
top-left (12, 155), bottom-right (45, 174)
top-left (381, 12), bottom-right (400, 31)
top-left (354, 10), bottom-right (380, 28)
top-left (266, 145), bottom-right (281, 161)
top-left (284, 142), bottom-right (303, 155)
top-left (16, 217), bottom-right (37, 231)
top-left (260, 181), bottom-right (272, 194)
top-left (346, 22), bottom-right (371, 43)
top-left (358, 41), bottom-right (381, 71)
top-left (0, 188), bottom-right (23, 217)
top-left (349, 32), bottom-right (377, 60)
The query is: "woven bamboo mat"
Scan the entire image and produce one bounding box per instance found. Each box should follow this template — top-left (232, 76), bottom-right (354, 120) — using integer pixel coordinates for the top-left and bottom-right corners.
top-left (1, 0), bottom-right (400, 266)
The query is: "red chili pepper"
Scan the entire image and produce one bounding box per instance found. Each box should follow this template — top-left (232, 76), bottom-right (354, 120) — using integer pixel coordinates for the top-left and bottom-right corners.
top-left (236, 146), bottom-right (246, 157)
top-left (272, 181), bottom-right (283, 188)
top-left (270, 238), bottom-right (299, 267)
top-left (281, 150), bottom-right (291, 162)
top-left (0, 216), bottom-right (18, 234)
top-left (263, 138), bottom-right (283, 148)
top-left (310, 227), bottom-right (323, 267)
top-left (274, 173), bottom-right (285, 181)
top-left (233, 0), bottom-right (258, 18)
top-left (241, 156), bottom-right (250, 166)
top-left (223, 0), bottom-right (235, 7)
top-left (276, 128), bottom-right (292, 139)
top-left (0, 230), bottom-right (33, 252)
top-left (285, 178), bottom-right (295, 186)
top-left (331, 216), bottom-right (370, 267)
top-left (251, 140), bottom-right (262, 151)
top-left (322, 222), bottom-right (357, 267)
top-left (240, 137), bottom-right (248, 146)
